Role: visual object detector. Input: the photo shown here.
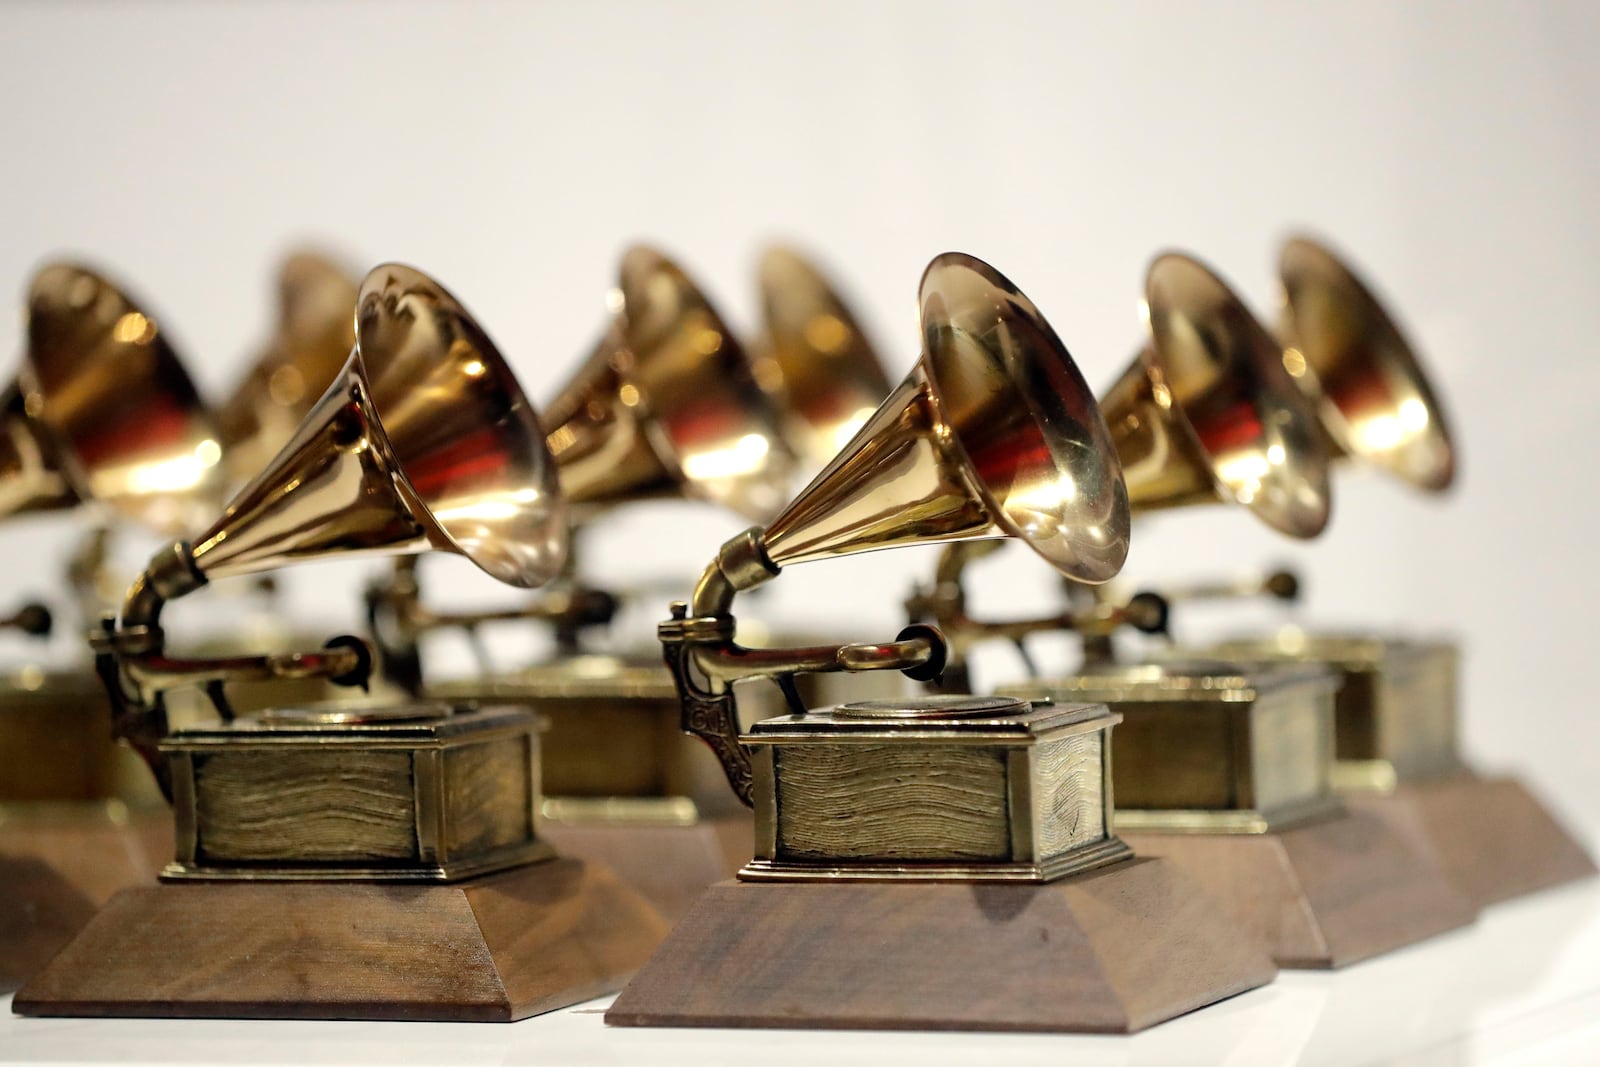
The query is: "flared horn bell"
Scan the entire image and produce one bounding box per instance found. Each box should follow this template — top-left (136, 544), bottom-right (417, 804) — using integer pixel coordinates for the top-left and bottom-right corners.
top-left (179, 263), bottom-right (567, 588)
top-left (1099, 252), bottom-right (1333, 539)
top-left (753, 245), bottom-right (893, 468)
top-left (542, 245), bottom-right (794, 521)
top-left (758, 252), bottom-right (1130, 584)
top-left (21, 263), bottom-right (223, 534)
top-left (216, 251), bottom-right (360, 487)
top-left (1277, 236), bottom-right (1456, 492)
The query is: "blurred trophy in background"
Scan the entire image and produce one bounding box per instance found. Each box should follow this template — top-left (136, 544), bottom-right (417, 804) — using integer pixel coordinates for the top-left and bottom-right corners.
top-left (363, 246), bottom-right (797, 918)
top-left (15, 263), bottom-right (664, 1021)
top-left (157, 250), bottom-right (374, 724)
top-left (0, 263), bottom-right (224, 992)
top-left (927, 252), bottom-right (1474, 967)
top-left (1176, 237), bottom-right (1593, 906)
top-left (608, 252), bottom-right (1276, 1034)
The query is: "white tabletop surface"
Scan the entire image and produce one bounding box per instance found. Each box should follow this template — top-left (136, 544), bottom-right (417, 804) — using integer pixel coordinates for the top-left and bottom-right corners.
top-left (2, 878), bottom-right (1597, 1067)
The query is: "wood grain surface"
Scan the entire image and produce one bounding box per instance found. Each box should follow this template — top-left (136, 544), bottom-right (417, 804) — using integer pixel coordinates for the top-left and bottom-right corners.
top-left (1124, 805), bottom-right (1478, 968)
top-left (0, 808), bottom-right (171, 993)
top-left (195, 750), bottom-right (415, 863)
top-left (543, 813), bottom-right (751, 921)
top-left (774, 743), bottom-right (1008, 862)
top-left (14, 857), bottom-right (668, 1021)
top-left (1347, 772), bottom-right (1595, 907)
top-left (607, 857), bottom-right (1276, 1033)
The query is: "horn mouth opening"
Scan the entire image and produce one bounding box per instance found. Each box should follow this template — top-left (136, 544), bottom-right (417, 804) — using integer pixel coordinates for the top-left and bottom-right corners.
top-left (23, 262), bottom-right (222, 534)
top-left (614, 245), bottom-right (794, 521)
top-left (756, 245), bottom-right (892, 468)
top-left (918, 252), bottom-right (1130, 585)
top-left (1143, 252), bottom-right (1332, 539)
top-left (1278, 236), bottom-right (1456, 492)
top-left (355, 264), bottom-right (567, 589)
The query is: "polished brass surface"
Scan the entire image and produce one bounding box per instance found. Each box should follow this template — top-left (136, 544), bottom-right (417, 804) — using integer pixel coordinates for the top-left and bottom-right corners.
top-left (216, 251), bottom-right (360, 487)
top-left (545, 245), bottom-right (793, 521)
top-left (22, 263), bottom-right (223, 534)
top-left (1103, 252), bottom-right (1331, 537)
top-left (752, 246), bottom-right (892, 468)
top-left (1004, 662), bottom-right (1342, 834)
top-left (742, 697), bottom-right (1130, 882)
top-left (95, 262), bottom-right (568, 796)
top-left (905, 252), bottom-right (1332, 680)
top-left (1277, 236), bottom-right (1455, 492)
top-left (1202, 631), bottom-right (1462, 792)
top-left (162, 703), bottom-right (549, 881)
top-left (662, 251), bottom-right (1130, 809)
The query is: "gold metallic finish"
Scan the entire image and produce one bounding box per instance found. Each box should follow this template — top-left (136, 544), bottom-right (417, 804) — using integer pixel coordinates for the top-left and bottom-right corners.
top-left (96, 262), bottom-right (569, 798)
top-left (1102, 252), bottom-right (1332, 538)
top-left (544, 245), bottom-right (794, 521)
top-left (161, 704), bottom-right (550, 881)
top-left (217, 251), bottom-right (360, 488)
top-left (1277, 236), bottom-right (1456, 492)
top-left (752, 246), bottom-right (893, 468)
top-left (742, 698), bottom-right (1129, 883)
top-left (664, 252), bottom-right (1130, 805)
top-left (1203, 631), bottom-right (1462, 790)
top-left (1003, 662), bottom-right (1343, 834)
top-left (17, 263), bottom-right (223, 533)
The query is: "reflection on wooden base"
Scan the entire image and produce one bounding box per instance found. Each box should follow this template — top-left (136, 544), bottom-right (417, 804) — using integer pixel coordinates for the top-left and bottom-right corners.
top-left (1346, 772), bottom-right (1596, 908)
top-left (13, 857), bottom-right (668, 1021)
top-left (1123, 806), bottom-right (1476, 969)
top-left (0, 806), bottom-right (171, 993)
top-left (606, 857), bottom-right (1276, 1033)
top-left (542, 812), bottom-right (753, 921)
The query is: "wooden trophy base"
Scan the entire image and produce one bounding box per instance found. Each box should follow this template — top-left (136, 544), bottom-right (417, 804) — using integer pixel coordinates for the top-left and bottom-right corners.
top-left (0, 806), bottom-right (172, 993)
top-left (1121, 805), bottom-right (1477, 969)
top-left (542, 811), bottom-right (754, 921)
top-left (606, 857), bottom-right (1276, 1034)
top-left (1345, 772), bottom-right (1596, 908)
top-left (14, 857), bottom-right (668, 1021)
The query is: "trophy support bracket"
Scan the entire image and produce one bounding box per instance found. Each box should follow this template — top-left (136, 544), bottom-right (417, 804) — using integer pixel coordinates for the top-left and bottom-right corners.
top-left (0, 804), bottom-right (172, 994)
top-left (14, 857), bottom-right (667, 1021)
top-left (1121, 802), bottom-right (1476, 968)
top-left (1344, 770), bottom-right (1595, 908)
top-left (606, 857), bottom-right (1275, 1033)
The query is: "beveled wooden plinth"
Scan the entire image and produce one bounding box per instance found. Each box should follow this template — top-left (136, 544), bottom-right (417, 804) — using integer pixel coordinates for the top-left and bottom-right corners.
top-left (1345, 772), bottom-right (1595, 908)
top-left (606, 857), bottom-right (1276, 1033)
top-left (542, 812), bottom-right (753, 921)
top-left (1122, 806), bottom-right (1476, 969)
top-left (0, 807), bottom-right (172, 993)
top-left (14, 857), bottom-right (668, 1021)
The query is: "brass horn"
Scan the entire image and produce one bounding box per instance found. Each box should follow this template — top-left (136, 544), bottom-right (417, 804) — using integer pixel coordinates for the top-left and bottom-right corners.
top-left (752, 245), bottom-right (892, 468)
top-left (913, 251), bottom-right (1333, 673)
top-left (543, 245), bottom-right (794, 521)
top-left (1276, 235), bottom-right (1456, 492)
top-left (216, 250), bottom-right (360, 487)
top-left (1100, 251), bottom-right (1333, 537)
top-left (661, 251), bottom-right (1130, 803)
top-left (18, 263), bottom-right (224, 534)
top-left (94, 262), bottom-right (567, 792)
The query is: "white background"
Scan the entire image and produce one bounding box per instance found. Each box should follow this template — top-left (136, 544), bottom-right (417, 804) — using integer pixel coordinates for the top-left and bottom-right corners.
top-left (0, 1), bottom-right (1595, 848)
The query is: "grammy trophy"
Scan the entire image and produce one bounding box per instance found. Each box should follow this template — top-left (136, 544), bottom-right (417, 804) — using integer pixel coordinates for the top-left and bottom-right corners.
top-left (606, 252), bottom-right (1276, 1033)
top-left (14, 263), bottom-right (664, 1021)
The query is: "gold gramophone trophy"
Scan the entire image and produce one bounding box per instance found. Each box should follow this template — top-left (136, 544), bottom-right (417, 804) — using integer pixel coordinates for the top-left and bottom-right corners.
top-left (1183, 236), bottom-right (1593, 906)
top-left (365, 246), bottom-right (798, 920)
top-left (948, 251), bottom-right (1475, 968)
top-left (606, 252), bottom-right (1275, 1033)
top-left (1, 262), bottom-right (225, 992)
top-left (14, 263), bottom-right (664, 1021)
